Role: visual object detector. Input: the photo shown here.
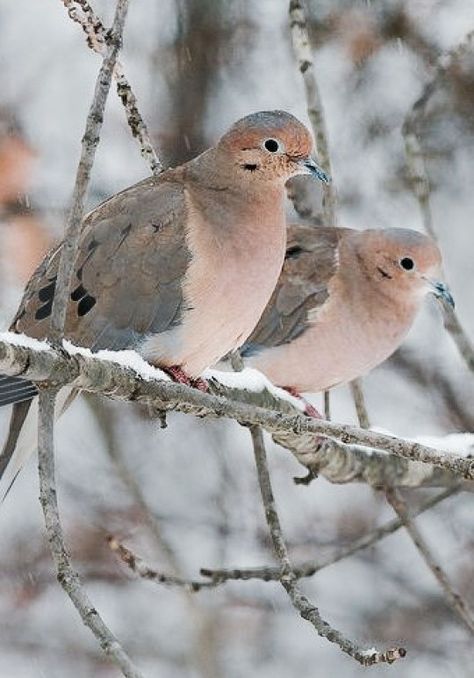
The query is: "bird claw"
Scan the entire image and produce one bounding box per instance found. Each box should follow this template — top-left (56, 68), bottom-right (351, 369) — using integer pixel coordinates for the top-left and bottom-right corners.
top-left (164, 366), bottom-right (209, 392)
top-left (282, 386), bottom-right (323, 419)
top-left (191, 376), bottom-right (209, 392)
top-left (293, 468), bottom-right (318, 486)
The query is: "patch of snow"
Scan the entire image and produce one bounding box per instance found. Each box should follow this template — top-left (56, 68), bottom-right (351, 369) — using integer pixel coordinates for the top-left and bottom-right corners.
top-left (204, 367), bottom-right (305, 411)
top-left (0, 332), bottom-right (171, 382)
top-left (0, 331), bottom-right (51, 353)
top-left (373, 426), bottom-right (474, 457)
top-left (63, 341), bottom-right (171, 382)
top-left (360, 647), bottom-right (377, 657)
top-left (413, 432), bottom-right (474, 458)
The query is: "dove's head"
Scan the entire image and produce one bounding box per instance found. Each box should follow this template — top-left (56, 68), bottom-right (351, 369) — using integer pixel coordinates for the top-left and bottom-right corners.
top-left (353, 228), bottom-right (454, 308)
top-left (218, 110), bottom-right (330, 185)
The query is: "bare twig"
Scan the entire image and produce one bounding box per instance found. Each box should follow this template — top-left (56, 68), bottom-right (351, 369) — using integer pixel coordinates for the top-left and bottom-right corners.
top-left (1, 334), bottom-right (473, 479)
top-left (37, 4), bottom-right (144, 676)
top-left (200, 485), bottom-right (460, 584)
top-left (323, 390), bottom-right (330, 420)
top-left (403, 29), bottom-right (474, 146)
top-left (288, 0), bottom-right (336, 225)
top-left (403, 30), bottom-right (474, 373)
top-left (88, 396), bottom-right (182, 573)
top-left (62, 0), bottom-right (162, 174)
top-left (108, 537), bottom-right (216, 592)
top-left (386, 488), bottom-right (474, 635)
top-left (50, 0), bottom-right (130, 343)
top-left (249, 425), bottom-right (405, 665)
top-left (288, 0), bottom-right (371, 426)
top-left (350, 378), bottom-right (370, 429)
top-left (38, 390), bottom-right (143, 678)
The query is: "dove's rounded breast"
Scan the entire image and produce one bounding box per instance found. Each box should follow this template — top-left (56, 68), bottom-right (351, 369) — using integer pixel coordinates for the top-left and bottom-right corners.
top-left (246, 278), bottom-right (420, 393)
top-left (140, 184), bottom-right (287, 376)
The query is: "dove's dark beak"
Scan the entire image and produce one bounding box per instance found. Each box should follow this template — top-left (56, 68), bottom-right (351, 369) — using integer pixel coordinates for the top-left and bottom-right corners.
top-left (429, 280), bottom-right (455, 309)
top-left (298, 157), bottom-right (330, 184)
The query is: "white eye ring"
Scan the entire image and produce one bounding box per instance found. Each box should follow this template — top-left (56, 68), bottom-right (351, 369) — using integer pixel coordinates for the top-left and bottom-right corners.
top-left (263, 138), bottom-right (284, 153)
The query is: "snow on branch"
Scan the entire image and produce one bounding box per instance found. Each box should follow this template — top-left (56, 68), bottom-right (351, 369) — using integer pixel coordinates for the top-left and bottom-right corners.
top-left (1, 332), bottom-right (474, 482)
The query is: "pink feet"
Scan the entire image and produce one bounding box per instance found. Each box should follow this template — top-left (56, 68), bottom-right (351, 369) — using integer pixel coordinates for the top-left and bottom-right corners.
top-left (283, 386), bottom-right (322, 419)
top-left (283, 385), bottom-right (325, 487)
top-left (163, 365), bottom-right (209, 392)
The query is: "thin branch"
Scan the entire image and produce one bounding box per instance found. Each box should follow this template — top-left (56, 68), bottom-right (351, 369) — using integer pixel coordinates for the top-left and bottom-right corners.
top-left (385, 488), bottom-right (474, 636)
top-left (88, 396), bottom-right (182, 574)
top-left (323, 390), bottom-right (330, 420)
top-left (288, 0), bottom-right (336, 225)
top-left (108, 537), bottom-right (216, 592)
top-left (349, 378), bottom-right (370, 429)
top-left (402, 29), bottom-right (474, 373)
top-left (200, 485), bottom-right (460, 584)
top-left (249, 425), bottom-right (405, 666)
top-left (62, 0), bottom-right (162, 174)
top-left (276, 432), bottom-right (463, 488)
top-left (288, 0), bottom-right (372, 427)
top-left (38, 390), bottom-right (143, 678)
top-left (37, 4), bottom-right (144, 676)
top-left (50, 0), bottom-right (130, 343)
top-left (1, 334), bottom-right (473, 480)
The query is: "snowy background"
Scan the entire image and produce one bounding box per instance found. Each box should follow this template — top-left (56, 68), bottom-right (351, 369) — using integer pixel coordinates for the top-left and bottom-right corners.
top-left (0, 0), bottom-right (473, 676)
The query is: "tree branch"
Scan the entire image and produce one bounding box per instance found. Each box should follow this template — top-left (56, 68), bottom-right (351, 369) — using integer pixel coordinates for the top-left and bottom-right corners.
top-left (50, 0), bottom-right (130, 343)
top-left (249, 425), bottom-right (405, 666)
top-left (107, 537), bottom-right (217, 592)
top-left (402, 29), bottom-right (474, 373)
top-left (288, 0), bottom-right (336, 225)
top-left (350, 378), bottom-right (370, 429)
top-left (38, 389), bottom-right (144, 677)
top-left (200, 485), bottom-right (460, 584)
top-left (61, 0), bottom-right (162, 174)
top-left (1, 334), bottom-right (473, 480)
top-left (385, 488), bottom-right (474, 635)
top-left (35, 4), bottom-right (145, 676)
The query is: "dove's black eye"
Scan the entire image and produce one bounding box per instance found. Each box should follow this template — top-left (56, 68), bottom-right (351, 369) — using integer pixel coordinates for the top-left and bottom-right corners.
top-left (400, 257), bottom-right (415, 271)
top-left (264, 138), bottom-right (281, 153)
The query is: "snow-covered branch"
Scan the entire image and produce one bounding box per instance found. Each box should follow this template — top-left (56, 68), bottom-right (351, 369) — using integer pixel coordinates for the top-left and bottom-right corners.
top-left (1, 332), bottom-right (473, 482)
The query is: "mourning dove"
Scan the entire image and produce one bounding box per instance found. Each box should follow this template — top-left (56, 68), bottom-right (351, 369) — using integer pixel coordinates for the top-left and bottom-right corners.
top-left (241, 224), bottom-right (453, 404)
top-left (0, 110), bottom-right (328, 499)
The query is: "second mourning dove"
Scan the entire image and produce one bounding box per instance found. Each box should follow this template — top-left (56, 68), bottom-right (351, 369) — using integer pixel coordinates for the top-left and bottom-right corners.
top-left (241, 224), bottom-right (454, 407)
top-left (0, 110), bottom-right (329, 499)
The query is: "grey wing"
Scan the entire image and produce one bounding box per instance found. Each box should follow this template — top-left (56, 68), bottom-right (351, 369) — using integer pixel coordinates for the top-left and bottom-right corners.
top-left (241, 224), bottom-right (340, 356)
top-left (11, 175), bottom-right (191, 351)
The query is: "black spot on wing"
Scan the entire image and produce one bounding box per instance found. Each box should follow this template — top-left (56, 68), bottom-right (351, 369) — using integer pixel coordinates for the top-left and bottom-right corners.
top-left (286, 245), bottom-right (304, 260)
top-left (77, 295), bottom-right (96, 316)
top-left (71, 284), bottom-right (87, 301)
top-left (35, 301), bottom-right (53, 321)
top-left (38, 279), bottom-right (56, 302)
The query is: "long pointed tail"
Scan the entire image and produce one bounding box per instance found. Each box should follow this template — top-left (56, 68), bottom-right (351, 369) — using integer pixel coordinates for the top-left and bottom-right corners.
top-left (0, 375), bottom-right (38, 407)
top-left (0, 380), bottom-right (74, 503)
